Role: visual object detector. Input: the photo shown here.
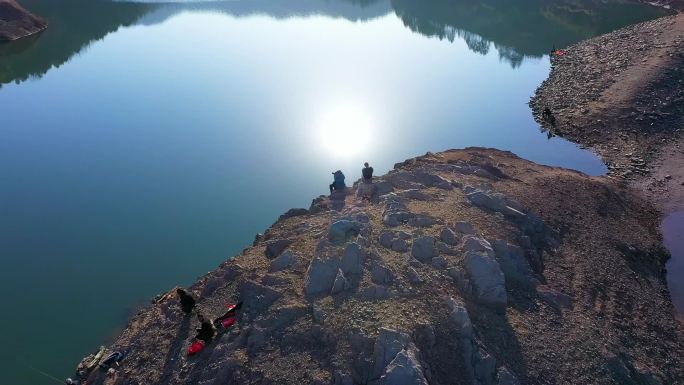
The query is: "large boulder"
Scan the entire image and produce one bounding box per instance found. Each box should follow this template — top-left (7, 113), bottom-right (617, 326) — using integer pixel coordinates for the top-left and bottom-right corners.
top-left (466, 188), bottom-right (526, 219)
top-left (465, 251), bottom-right (507, 308)
top-left (269, 250), bottom-right (298, 272)
top-left (411, 171), bottom-right (454, 190)
top-left (466, 190), bottom-right (504, 212)
top-left (411, 236), bottom-right (438, 263)
top-left (407, 214), bottom-right (438, 228)
top-left (375, 180), bottom-right (395, 196)
top-left (386, 171), bottom-right (427, 189)
top-left (329, 220), bottom-right (361, 244)
top-left (462, 235), bottom-right (495, 257)
top-left (357, 181), bottom-right (377, 200)
top-left (431, 256), bottom-right (448, 269)
top-left (331, 269), bottom-right (351, 295)
top-left (371, 328), bottom-right (429, 385)
top-left (407, 267), bottom-right (423, 285)
top-left (278, 208), bottom-right (309, 221)
top-left (377, 349), bottom-right (429, 385)
top-left (340, 242), bottom-right (364, 277)
top-left (391, 238), bottom-right (409, 252)
top-left (445, 295), bottom-right (497, 385)
top-left (372, 328), bottom-right (410, 378)
top-left (371, 262), bottom-right (394, 285)
top-left (379, 231), bottom-right (395, 248)
top-left (446, 297), bottom-right (473, 338)
top-left (304, 256), bottom-right (339, 296)
top-left (492, 240), bottom-right (536, 287)
top-left (265, 239), bottom-right (293, 259)
top-left (397, 189), bottom-right (433, 201)
top-left (440, 227), bottom-right (459, 246)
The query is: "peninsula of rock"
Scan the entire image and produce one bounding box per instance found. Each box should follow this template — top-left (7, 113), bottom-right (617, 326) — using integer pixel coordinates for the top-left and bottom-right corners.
top-left (74, 149), bottom-right (684, 385)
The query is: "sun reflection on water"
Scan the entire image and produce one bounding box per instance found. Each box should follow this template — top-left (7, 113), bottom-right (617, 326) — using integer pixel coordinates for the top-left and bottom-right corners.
top-left (316, 104), bottom-right (374, 158)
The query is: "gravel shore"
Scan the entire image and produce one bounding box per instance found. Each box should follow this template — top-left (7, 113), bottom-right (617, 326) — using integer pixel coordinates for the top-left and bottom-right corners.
top-left (531, 12), bottom-right (684, 213)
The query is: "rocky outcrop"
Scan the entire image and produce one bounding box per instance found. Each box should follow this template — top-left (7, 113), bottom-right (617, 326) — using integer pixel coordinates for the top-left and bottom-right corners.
top-left (0, 0), bottom-right (46, 41)
top-left (464, 251), bottom-right (508, 309)
top-left (71, 149), bottom-right (684, 385)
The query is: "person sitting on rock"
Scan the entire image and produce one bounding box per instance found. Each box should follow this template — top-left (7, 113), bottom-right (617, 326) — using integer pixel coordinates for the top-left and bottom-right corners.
top-left (177, 287), bottom-right (196, 314)
top-left (329, 170), bottom-right (346, 194)
top-left (187, 314), bottom-right (215, 357)
top-left (362, 162), bottom-right (373, 182)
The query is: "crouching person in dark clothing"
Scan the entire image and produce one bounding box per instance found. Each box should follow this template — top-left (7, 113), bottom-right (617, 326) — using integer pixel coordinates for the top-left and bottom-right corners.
top-left (195, 314), bottom-right (217, 343)
top-left (177, 287), bottom-right (196, 314)
top-left (329, 170), bottom-right (346, 193)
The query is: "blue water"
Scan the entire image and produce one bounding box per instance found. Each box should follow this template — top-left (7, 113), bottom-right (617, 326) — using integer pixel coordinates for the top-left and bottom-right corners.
top-left (0, 0), bottom-right (668, 383)
top-left (664, 212), bottom-right (684, 319)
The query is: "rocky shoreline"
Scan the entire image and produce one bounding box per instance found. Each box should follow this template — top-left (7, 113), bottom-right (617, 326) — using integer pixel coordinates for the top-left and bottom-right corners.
top-left (0, 0), bottom-right (46, 41)
top-left (72, 148), bottom-right (684, 385)
top-left (530, 11), bottom-right (684, 213)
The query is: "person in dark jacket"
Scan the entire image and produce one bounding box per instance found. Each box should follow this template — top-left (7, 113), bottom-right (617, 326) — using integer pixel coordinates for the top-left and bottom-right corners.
top-left (362, 162), bottom-right (373, 181)
top-left (177, 288), bottom-right (196, 314)
top-left (542, 107), bottom-right (556, 126)
top-left (195, 314), bottom-right (216, 343)
top-left (99, 352), bottom-right (125, 370)
top-left (329, 170), bottom-right (346, 193)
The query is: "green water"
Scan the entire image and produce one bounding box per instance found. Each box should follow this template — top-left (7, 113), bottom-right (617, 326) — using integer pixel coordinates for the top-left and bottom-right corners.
top-left (0, 0), bottom-right (668, 383)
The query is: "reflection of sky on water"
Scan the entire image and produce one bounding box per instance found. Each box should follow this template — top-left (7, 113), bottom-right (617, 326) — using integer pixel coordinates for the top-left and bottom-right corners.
top-left (664, 212), bottom-right (684, 319)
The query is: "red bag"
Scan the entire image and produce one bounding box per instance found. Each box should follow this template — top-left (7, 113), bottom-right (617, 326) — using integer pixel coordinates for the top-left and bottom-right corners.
top-left (221, 317), bottom-right (237, 329)
top-left (187, 340), bottom-right (205, 356)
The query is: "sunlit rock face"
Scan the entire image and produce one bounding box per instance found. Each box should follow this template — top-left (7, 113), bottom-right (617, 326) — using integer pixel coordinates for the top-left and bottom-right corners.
top-left (0, 0), bottom-right (47, 41)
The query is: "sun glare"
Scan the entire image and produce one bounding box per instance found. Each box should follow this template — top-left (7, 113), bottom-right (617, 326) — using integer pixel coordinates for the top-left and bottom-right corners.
top-left (317, 104), bottom-right (373, 157)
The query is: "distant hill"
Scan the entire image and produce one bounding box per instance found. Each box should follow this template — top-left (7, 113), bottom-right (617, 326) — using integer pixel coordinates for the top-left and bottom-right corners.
top-left (0, 0), bottom-right (46, 41)
top-left (0, 0), bottom-right (153, 88)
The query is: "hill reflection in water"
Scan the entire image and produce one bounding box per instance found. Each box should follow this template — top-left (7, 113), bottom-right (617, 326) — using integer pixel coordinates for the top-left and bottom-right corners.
top-left (0, 0), bottom-right (669, 87)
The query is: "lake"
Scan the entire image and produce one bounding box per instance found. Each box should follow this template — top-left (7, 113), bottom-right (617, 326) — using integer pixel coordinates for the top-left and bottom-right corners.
top-left (0, 0), bottom-right (668, 383)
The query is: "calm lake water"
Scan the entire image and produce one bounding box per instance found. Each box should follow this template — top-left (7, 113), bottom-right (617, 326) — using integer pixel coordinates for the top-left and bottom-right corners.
top-left (0, 0), bottom-right (669, 383)
top-left (664, 212), bottom-right (684, 319)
